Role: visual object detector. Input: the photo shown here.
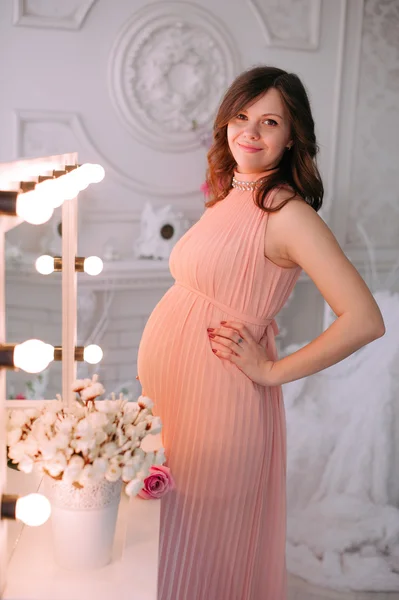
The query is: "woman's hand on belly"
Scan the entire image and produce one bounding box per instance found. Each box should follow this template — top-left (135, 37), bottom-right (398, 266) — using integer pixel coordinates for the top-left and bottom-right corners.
top-left (207, 321), bottom-right (276, 387)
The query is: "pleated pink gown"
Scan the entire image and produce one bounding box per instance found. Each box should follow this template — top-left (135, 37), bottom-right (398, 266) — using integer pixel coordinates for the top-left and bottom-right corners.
top-left (137, 170), bottom-right (302, 600)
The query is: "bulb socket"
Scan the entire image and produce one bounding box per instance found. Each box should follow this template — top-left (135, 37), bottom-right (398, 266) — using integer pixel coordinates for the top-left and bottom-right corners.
top-left (75, 347), bottom-right (84, 362)
top-left (53, 346), bottom-right (85, 362)
top-left (52, 169), bottom-right (67, 178)
top-left (64, 165), bottom-right (78, 172)
top-left (53, 257), bottom-right (62, 272)
top-left (0, 191), bottom-right (18, 216)
top-left (38, 175), bottom-right (54, 183)
top-left (75, 257), bottom-right (85, 272)
top-left (19, 181), bottom-right (36, 192)
top-left (41, 257), bottom-right (89, 273)
top-left (0, 344), bottom-right (16, 369)
top-left (1, 494), bottom-right (18, 521)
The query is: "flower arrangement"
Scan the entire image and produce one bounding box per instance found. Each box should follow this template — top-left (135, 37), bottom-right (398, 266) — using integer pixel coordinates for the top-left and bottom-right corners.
top-left (6, 375), bottom-right (174, 498)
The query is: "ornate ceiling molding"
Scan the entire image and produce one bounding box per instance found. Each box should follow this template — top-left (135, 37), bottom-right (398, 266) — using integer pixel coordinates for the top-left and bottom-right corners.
top-left (247, 0), bottom-right (321, 50)
top-left (108, 1), bottom-right (240, 152)
top-left (13, 0), bottom-right (96, 30)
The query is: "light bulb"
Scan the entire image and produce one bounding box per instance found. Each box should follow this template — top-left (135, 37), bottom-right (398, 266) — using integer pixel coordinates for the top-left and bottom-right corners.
top-left (34, 179), bottom-right (63, 208)
top-left (79, 163), bottom-right (105, 184)
top-left (35, 255), bottom-right (55, 275)
top-left (13, 339), bottom-right (55, 373)
top-left (15, 493), bottom-right (51, 527)
top-left (16, 190), bottom-right (54, 225)
top-left (84, 256), bottom-right (103, 276)
top-left (83, 344), bottom-right (103, 364)
top-left (56, 172), bottom-right (81, 201)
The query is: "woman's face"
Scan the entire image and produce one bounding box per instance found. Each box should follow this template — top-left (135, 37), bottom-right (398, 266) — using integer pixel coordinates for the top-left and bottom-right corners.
top-left (227, 87), bottom-right (293, 174)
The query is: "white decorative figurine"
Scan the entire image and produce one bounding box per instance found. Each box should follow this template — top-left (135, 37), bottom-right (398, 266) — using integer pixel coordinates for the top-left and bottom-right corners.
top-left (134, 202), bottom-right (189, 260)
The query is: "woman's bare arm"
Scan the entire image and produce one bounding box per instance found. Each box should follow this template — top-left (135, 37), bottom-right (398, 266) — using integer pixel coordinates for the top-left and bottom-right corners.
top-left (268, 197), bottom-right (385, 386)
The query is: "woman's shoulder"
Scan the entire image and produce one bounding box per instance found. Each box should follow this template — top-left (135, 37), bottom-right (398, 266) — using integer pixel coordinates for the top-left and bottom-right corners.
top-left (268, 184), bottom-right (307, 210)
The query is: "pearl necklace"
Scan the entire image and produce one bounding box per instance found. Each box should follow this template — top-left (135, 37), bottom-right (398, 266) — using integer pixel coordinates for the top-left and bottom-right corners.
top-left (231, 176), bottom-right (264, 191)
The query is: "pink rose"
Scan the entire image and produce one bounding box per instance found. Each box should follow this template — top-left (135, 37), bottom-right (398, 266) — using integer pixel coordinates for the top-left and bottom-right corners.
top-left (138, 465), bottom-right (175, 500)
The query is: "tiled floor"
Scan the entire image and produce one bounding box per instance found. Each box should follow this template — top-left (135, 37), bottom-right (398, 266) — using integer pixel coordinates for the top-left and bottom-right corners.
top-left (288, 573), bottom-right (399, 600)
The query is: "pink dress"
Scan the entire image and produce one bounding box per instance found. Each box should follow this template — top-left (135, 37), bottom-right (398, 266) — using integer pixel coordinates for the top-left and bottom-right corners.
top-left (137, 170), bottom-right (302, 600)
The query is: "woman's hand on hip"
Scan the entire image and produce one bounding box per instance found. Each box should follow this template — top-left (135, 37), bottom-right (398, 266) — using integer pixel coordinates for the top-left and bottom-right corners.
top-left (207, 321), bottom-right (277, 386)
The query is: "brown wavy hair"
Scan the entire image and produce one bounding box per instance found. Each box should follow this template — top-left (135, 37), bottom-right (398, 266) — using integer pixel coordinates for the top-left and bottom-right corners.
top-left (205, 66), bottom-right (323, 213)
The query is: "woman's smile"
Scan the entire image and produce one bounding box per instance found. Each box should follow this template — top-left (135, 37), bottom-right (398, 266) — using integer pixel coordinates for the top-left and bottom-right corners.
top-left (237, 142), bottom-right (263, 153)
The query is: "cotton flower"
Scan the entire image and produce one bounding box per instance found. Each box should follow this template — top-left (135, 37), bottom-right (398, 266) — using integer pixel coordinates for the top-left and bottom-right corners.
top-left (40, 439), bottom-right (58, 461)
top-left (95, 399), bottom-right (118, 414)
top-left (125, 478), bottom-right (144, 497)
top-left (7, 427), bottom-right (23, 446)
top-left (69, 454), bottom-right (85, 469)
top-left (46, 452), bottom-right (67, 477)
top-left (87, 411), bottom-right (108, 429)
top-left (137, 395), bottom-right (154, 410)
top-left (94, 429), bottom-right (108, 446)
top-left (80, 382), bottom-right (105, 402)
top-left (54, 432), bottom-right (70, 450)
top-left (105, 463), bottom-right (122, 483)
top-left (72, 418), bottom-right (95, 453)
top-left (92, 457), bottom-right (108, 477)
top-left (134, 408), bottom-right (151, 425)
top-left (101, 442), bottom-right (118, 459)
top-left (149, 416), bottom-right (162, 435)
top-left (55, 415), bottom-right (75, 434)
top-left (79, 464), bottom-right (106, 486)
top-left (23, 436), bottom-right (39, 456)
top-left (72, 378), bottom-right (92, 392)
top-left (134, 421), bottom-right (148, 438)
top-left (18, 455), bottom-right (34, 474)
top-left (123, 403), bottom-right (140, 423)
top-left (154, 448), bottom-right (166, 465)
top-left (122, 464), bottom-right (136, 482)
top-left (132, 448), bottom-right (145, 461)
top-left (25, 408), bottom-right (40, 420)
top-left (41, 410), bottom-right (57, 427)
top-left (9, 410), bottom-right (28, 428)
top-left (62, 454), bottom-right (85, 484)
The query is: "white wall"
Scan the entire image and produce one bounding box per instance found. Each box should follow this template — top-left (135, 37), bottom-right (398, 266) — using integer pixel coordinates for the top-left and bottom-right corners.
top-left (0, 0), bottom-right (398, 399)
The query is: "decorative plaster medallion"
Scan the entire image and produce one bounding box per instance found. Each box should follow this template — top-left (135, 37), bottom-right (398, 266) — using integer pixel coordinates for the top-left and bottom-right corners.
top-left (108, 2), bottom-right (240, 152)
top-left (13, 0), bottom-right (96, 30)
top-left (247, 0), bottom-right (321, 50)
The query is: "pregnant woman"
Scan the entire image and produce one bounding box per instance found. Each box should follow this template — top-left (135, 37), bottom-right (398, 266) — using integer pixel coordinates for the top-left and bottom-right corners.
top-left (137, 66), bottom-right (385, 600)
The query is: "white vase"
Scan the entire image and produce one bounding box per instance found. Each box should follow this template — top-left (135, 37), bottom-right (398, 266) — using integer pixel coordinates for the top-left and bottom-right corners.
top-left (44, 475), bottom-right (122, 570)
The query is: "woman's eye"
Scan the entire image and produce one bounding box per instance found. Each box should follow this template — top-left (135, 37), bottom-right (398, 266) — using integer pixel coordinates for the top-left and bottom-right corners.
top-left (235, 115), bottom-right (277, 126)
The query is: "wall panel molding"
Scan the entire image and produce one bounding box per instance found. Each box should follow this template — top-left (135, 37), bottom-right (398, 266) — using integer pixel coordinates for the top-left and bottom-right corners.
top-left (13, 0), bottom-right (97, 30)
top-left (247, 0), bottom-right (321, 50)
top-left (326, 0), bottom-right (364, 244)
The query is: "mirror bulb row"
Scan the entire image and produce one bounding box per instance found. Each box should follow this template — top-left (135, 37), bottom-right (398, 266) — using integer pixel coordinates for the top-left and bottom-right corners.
top-left (2, 163), bottom-right (105, 225)
top-left (11, 340), bottom-right (103, 373)
top-left (35, 255), bottom-right (104, 276)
